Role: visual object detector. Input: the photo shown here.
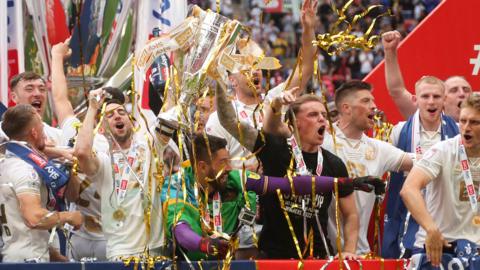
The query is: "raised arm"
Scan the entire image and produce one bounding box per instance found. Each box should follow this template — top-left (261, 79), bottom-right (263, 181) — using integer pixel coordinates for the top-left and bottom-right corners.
top-left (73, 90), bottom-right (103, 176)
top-left (215, 81), bottom-right (258, 152)
top-left (51, 38), bottom-right (74, 126)
top-left (382, 31), bottom-right (416, 118)
top-left (287, 0), bottom-right (318, 93)
top-left (263, 87), bottom-right (299, 137)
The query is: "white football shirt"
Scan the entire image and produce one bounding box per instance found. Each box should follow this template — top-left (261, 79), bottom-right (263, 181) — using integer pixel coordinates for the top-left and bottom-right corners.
top-left (414, 135), bottom-right (480, 247)
top-left (0, 152), bottom-right (50, 262)
top-left (322, 124), bottom-right (406, 254)
top-left (93, 133), bottom-right (165, 260)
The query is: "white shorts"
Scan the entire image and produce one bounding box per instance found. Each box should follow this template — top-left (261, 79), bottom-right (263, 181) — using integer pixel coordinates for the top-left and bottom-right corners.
top-left (107, 247), bottom-right (164, 262)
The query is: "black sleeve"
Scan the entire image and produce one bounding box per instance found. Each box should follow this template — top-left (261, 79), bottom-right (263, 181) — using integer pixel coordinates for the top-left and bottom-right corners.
top-left (322, 149), bottom-right (353, 198)
top-left (254, 131), bottom-right (291, 177)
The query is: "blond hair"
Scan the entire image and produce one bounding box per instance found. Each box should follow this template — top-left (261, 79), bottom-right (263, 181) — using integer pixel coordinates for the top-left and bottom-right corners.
top-left (414, 76), bottom-right (445, 94)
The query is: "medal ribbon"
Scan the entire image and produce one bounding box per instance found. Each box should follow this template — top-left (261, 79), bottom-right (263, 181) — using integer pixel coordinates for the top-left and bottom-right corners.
top-left (288, 135), bottom-right (323, 176)
top-left (212, 192), bottom-right (223, 233)
top-left (114, 143), bottom-right (139, 204)
top-left (459, 140), bottom-right (479, 211)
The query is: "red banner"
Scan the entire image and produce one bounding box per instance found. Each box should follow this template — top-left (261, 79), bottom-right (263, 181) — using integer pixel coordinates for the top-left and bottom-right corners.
top-left (7, 50), bottom-right (20, 107)
top-left (263, 0), bottom-right (283, 13)
top-left (364, 0), bottom-right (480, 124)
top-left (255, 259), bottom-right (407, 270)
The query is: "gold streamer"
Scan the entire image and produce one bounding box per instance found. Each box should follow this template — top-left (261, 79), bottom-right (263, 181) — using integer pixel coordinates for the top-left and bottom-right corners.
top-left (277, 189), bottom-right (303, 262)
top-left (308, 228), bottom-right (314, 258)
top-left (334, 178), bottom-right (343, 270)
top-left (93, 103), bottom-right (107, 134)
top-left (315, 57), bottom-right (337, 150)
top-left (123, 255), bottom-right (169, 270)
top-left (313, 2), bottom-right (391, 55)
top-left (372, 196), bottom-right (381, 256)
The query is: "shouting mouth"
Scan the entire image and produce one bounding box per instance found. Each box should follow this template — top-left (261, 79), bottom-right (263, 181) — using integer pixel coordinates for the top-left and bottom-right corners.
top-left (318, 126), bottom-right (326, 136)
top-left (31, 100), bottom-right (42, 111)
top-left (464, 134), bottom-right (473, 142)
top-left (115, 122), bottom-right (125, 130)
top-left (427, 108), bottom-right (438, 114)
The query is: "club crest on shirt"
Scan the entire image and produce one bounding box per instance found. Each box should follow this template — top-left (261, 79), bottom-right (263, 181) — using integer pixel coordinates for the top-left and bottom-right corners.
top-left (247, 171), bottom-right (261, 180)
top-left (365, 145), bottom-right (376, 160)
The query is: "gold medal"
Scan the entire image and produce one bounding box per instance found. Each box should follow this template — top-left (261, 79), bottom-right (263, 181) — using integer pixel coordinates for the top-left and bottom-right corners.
top-left (113, 208), bottom-right (126, 221)
top-left (472, 215), bottom-right (480, 227)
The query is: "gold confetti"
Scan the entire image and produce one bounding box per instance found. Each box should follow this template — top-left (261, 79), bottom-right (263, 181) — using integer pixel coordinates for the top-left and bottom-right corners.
top-left (313, 2), bottom-right (391, 55)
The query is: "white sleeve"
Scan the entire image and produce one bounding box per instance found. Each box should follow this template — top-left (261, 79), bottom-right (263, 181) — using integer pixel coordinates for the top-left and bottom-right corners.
top-left (414, 141), bottom-right (444, 180)
top-left (12, 164), bottom-right (41, 195)
top-left (321, 133), bottom-right (335, 153)
top-left (205, 111), bottom-right (229, 139)
top-left (93, 134), bottom-right (110, 153)
top-left (89, 151), bottom-right (110, 180)
top-left (43, 124), bottom-right (63, 146)
top-left (377, 140), bottom-right (407, 173)
top-left (263, 82), bottom-right (286, 105)
top-left (391, 122), bottom-right (405, 147)
top-left (60, 116), bottom-right (81, 146)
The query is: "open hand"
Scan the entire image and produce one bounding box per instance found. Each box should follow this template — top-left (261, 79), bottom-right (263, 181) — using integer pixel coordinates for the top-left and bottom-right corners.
top-left (301, 0), bottom-right (319, 30)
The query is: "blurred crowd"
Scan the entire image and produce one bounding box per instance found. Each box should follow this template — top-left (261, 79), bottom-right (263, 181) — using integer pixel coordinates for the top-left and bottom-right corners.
top-left (193, 0), bottom-right (440, 94)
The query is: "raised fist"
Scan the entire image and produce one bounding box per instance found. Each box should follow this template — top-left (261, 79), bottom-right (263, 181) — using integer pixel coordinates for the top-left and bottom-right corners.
top-left (382, 31), bottom-right (402, 51)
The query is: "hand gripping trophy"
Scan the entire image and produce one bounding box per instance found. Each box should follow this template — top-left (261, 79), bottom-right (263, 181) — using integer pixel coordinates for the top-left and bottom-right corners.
top-left (136, 5), bottom-right (245, 135)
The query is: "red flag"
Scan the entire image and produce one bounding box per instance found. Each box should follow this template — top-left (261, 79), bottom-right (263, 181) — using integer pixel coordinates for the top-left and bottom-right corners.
top-left (364, 0), bottom-right (480, 124)
top-left (46, 0), bottom-right (69, 46)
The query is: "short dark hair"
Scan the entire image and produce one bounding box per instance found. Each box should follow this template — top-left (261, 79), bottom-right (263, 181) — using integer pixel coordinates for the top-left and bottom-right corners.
top-left (189, 133), bottom-right (227, 166)
top-left (334, 80), bottom-right (372, 108)
top-left (1, 104), bottom-right (38, 140)
top-left (103, 87), bottom-right (125, 105)
top-left (9, 72), bottom-right (45, 90)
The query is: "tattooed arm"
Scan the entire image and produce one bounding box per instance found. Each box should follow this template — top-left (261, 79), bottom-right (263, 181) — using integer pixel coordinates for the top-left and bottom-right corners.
top-left (215, 81), bottom-right (259, 152)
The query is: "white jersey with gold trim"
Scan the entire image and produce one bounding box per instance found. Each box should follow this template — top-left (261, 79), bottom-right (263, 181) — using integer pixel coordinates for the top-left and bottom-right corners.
top-left (414, 135), bottom-right (480, 247)
top-left (322, 125), bottom-right (406, 254)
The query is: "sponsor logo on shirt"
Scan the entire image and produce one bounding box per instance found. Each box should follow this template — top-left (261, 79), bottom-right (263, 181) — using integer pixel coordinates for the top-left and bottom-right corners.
top-left (28, 153), bottom-right (47, 168)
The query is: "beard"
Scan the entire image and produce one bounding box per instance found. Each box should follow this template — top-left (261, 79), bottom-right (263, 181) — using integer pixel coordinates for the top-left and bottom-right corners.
top-left (112, 128), bottom-right (133, 144)
top-left (206, 168), bottom-right (228, 193)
